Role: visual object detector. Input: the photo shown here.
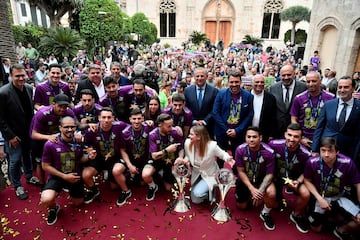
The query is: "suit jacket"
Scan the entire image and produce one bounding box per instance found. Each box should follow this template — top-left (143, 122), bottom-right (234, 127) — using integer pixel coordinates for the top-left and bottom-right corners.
top-left (184, 139), bottom-right (231, 201)
top-left (75, 78), bottom-right (102, 103)
top-left (184, 84), bottom-right (218, 124)
top-left (269, 80), bottom-right (307, 138)
top-left (312, 98), bottom-right (360, 160)
top-left (212, 88), bottom-right (254, 137)
top-left (255, 91), bottom-right (277, 142)
top-left (0, 82), bottom-right (34, 140)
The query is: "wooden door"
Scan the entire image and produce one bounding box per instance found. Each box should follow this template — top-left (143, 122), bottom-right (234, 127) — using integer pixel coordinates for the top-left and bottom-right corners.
top-left (219, 21), bottom-right (231, 47)
top-left (354, 46), bottom-right (360, 72)
top-left (205, 21), bottom-right (216, 45)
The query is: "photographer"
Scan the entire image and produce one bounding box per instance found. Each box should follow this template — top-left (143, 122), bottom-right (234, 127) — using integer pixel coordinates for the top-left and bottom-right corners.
top-left (132, 63), bottom-right (159, 93)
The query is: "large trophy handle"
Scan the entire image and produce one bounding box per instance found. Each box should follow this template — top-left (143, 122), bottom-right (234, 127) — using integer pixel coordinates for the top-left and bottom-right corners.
top-left (171, 164), bottom-right (191, 213)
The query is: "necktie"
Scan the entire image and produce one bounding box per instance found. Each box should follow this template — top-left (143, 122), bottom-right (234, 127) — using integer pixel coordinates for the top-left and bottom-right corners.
top-left (198, 88), bottom-right (203, 108)
top-left (338, 102), bottom-right (347, 128)
top-left (284, 86), bottom-right (290, 109)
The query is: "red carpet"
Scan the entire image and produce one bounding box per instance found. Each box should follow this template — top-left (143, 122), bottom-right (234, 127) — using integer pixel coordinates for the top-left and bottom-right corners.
top-left (1, 176), bottom-right (336, 240)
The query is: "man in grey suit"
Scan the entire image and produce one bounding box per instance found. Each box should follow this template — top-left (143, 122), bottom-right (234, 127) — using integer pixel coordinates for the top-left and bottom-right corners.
top-left (0, 64), bottom-right (40, 200)
top-left (269, 65), bottom-right (306, 138)
top-left (184, 67), bottom-right (218, 138)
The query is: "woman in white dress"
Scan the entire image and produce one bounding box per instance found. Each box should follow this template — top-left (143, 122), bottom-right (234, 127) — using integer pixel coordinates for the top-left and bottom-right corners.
top-left (175, 125), bottom-right (234, 204)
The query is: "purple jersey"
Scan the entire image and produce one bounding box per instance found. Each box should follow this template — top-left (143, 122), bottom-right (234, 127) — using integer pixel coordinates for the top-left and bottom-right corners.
top-left (30, 105), bottom-right (76, 136)
top-left (304, 154), bottom-right (360, 197)
top-left (34, 80), bottom-right (72, 106)
top-left (120, 124), bottom-right (154, 164)
top-left (122, 86), bottom-right (154, 113)
top-left (290, 90), bottom-right (334, 139)
top-left (235, 142), bottom-right (275, 182)
top-left (149, 127), bottom-right (184, 164)
top-left (162, 106), bottom-right (193, 130)
top-left (268, 139), bottom-right (310, 180)
top-left (310, 56), bottom-right (320, 71)
top-left (73, 103), bottom-right (102, 124)
top-left (42, 135), bottom-right (84, 179)
top-left (99, 90), bottom-right (126, 121)
top-left (84, 121), bottom-right (128, 161)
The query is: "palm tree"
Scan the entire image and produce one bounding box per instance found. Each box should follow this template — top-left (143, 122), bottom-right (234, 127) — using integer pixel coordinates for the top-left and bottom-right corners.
top-left (189, 31), bottom-right (207, 46)
top-left (242, 34), bottom-right (263, 46)
top-left (38, 27), bottom-right (85, 59)
top-left (280, 6), bottom-right (311, 45)
top-left (0, 0), bottom-right (16, 64)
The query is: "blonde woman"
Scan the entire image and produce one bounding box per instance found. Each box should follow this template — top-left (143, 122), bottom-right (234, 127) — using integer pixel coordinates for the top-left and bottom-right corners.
top-left (175, 126), bottom-right (234, 204)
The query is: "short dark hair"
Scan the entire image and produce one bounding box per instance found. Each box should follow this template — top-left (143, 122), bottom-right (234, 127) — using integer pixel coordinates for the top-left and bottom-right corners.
top-left (157, 113), bottom-right (172, 124)
top-left (129, 108), bottom-right (143, 117)
top-left (48, 64), bottom-right (62, 72)
top-left (287, 123), bottom-right (302, 132)
top-left (80, 89), bottom-right (95, 98)
top-left (246, 126), bottom-right (262, 136)
top-left (178, 81), bottom-right (187, 89)
top-left (172, 93), bottom-right (185, 102)
top-left (10, 64), bottom-right (25, 74)
top-left (133, 78), bottom-right (146, 87)
top-left (103, 76), bottom-right (118, 86)
top-left (339, 75), bottom-right (356, 88)
top-left (99, 107), bottom-right (114, 116)
top-left (320, 137), bottom-right (339, 152)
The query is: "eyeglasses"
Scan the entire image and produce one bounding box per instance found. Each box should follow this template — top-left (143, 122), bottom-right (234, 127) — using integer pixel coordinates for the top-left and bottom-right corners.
top-left (61, 125), bottom-right (77, 130)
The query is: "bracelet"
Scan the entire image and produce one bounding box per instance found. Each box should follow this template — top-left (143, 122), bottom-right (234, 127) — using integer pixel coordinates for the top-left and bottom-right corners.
top-left (162, 149), bottom-right (168, 156)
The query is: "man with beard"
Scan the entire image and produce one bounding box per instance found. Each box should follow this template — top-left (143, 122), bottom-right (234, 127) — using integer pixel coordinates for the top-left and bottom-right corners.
top-left (40, 116), bottom-right (96, 225)
top-left (34, 64), bottom-right (72, 110)
top-left (82, 107), bottom-right (128, 204)
top-left (268, 123), bottom-right (311, 233)
top-left (116, 109), bottom-right (154, 206)
top-left (73, 89), bottom-right (102, 128)
top-left (76, 64), bottom-right (104, 103)
top-left (269, 65), bottom-right (306, 138)
top-left (290, 71), bottom-right (335, 148)
top-left (212, 71), bottom-right (254, 155)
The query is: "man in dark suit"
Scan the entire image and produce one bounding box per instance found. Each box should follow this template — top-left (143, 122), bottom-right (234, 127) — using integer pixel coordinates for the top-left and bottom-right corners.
top-left (212, 71), bottom-right (254, 155)
top-left (0, 64), bottom-right (40, 200)
top-left (269, 65), bottom-right (307, 138)
top-left (184, 67), bottom-right (218, 138)
top-left (312, 76), bottom-right (360, 163)
top-left (75, 64), bottom-right (104, 103)
top-left (250, 74), bottom-right (277, 143)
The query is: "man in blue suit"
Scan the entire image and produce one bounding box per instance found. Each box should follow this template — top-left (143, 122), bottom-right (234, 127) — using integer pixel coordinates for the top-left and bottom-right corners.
top-left (312, 76), bottom-right (360, 163)
top-left (212, 71), bottom-right (254, 155)
top-left (184, 68), bottom-right (218, 138)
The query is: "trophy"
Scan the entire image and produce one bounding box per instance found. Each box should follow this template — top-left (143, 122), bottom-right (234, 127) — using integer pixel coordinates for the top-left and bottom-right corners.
top-left (212, 168), bottom-right (235, 222)
top-left (171, 164), bottom-right (191, 213)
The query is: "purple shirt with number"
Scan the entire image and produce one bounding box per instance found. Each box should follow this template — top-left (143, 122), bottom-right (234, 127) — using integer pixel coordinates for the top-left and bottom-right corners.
top-left (162, 106), bottom-right (193, 131)
top-left (42, 136), bottom-right (83, 179)
top-left (290, 90), bottom-right (334, 139)
top-left (268, 139), bottom-right (310, 179)
top-left (235, 142), bottom-right (275, 182)
top-left (304, 154), bottom-right (360, 197)
top-left (34, 80), bottom-right (72, 106)
top-left (149, 127), bottom-right (183, 162)
top-left (30, 105), bottom-right (76, 136)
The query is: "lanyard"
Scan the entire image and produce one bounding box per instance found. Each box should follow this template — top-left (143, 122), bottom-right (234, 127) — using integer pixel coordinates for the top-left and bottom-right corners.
top-left (59, 134), bottom-right (78, 151)
top-left (99, 127), bottom-right (112, 153)
top-left (284, 146), bottom-right (297, 178)
top-left (319, 157), bottom-right (336, 197)
top-left (246, 145), bottom-right (261, 183)
top-left (131, 126), bottom-right (144, 154)
top-left (171, 110), bottom-right (184, 127)
top-left (307, 92), bottom-right (322, 120)
top-left (48, 80), bottom-right (63, 96)
top-left (158, 128), bottom-right (171, 150)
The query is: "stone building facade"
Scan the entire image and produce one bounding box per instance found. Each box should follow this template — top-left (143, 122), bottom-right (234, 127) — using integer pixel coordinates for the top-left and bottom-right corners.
top-left (304, 0), bottom-right (360, 76)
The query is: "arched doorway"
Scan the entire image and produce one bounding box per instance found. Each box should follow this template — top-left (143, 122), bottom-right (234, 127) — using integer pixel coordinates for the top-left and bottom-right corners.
top-left (318, 25), bottom-right (338, 72)
top-left (203, 0), bottom-right (234, 47)
top-left (352, 29), bottom-right (360, 72)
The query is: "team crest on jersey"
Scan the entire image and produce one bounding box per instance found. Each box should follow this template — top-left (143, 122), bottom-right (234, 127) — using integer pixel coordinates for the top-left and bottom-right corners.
top-left (56, 148), bottom-right (61, 152)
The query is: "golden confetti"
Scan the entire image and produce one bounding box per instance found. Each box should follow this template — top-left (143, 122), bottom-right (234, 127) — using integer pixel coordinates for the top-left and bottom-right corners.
top-left (1, 214), bottom-right (20, 238)
top-left (113, 225), bottom-right (119, 229)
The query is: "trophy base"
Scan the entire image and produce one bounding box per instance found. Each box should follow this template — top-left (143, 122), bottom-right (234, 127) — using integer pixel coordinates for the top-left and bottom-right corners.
top-left (211, 206), bottom-right (231, 222)
top-left (171, 199), bottom-right (191, 213)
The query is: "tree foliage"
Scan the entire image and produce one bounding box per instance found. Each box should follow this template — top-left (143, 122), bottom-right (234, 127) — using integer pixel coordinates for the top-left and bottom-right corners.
top-left (131, 13), bottom-right (157, 45)
top-left (79, 0), bottom-right (124, 48)
top-left (12, 24), bottom-right (46, 47)
top-left (28, 0), bottom-right (84, 27)
top-left (280, 6), bottom-right (311, 44)
top-left (38, 27), bottom-right (85, 59)
top-left (284, 29), bottom-right (307, 45)
top-left (189, 31), bottom-right (207, 45)
top-left (242, 34), bottom-right (263, 46)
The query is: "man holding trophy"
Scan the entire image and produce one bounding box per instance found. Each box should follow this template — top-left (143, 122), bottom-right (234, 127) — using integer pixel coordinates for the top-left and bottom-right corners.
top-left (234, 126), bottom-right (277, 231)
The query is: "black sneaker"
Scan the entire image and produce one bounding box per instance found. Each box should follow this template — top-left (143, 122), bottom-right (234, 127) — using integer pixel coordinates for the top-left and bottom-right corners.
top-left (290, 212), bottom-right (308, 233)
top-left (26, 176), bottom-right (41, 186)
top-left (47, 204), bottom-right (60, 225)
top-left (333, 227), bottom-right (351, 240)
top-left (15, 186), bottom-right (28, 200)
top-left (116, 190), bottom-right (132, 206)
top-left (84, 187), bottom-right (100, 204)
top-left (260, 212), bottom-right (275, 230)
top-left (146, 184), bottom-right (158, 201)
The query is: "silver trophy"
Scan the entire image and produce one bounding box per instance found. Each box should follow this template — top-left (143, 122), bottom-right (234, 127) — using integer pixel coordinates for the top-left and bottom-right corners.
top-left (171, 164), bottom-right (191, 213)
top-left (212, 168), bottom-right (235, 222)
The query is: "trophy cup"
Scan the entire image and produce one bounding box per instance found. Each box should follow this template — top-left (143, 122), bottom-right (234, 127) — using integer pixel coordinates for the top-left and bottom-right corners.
top-left (211, 168), bottom-right (235, 222)
top-left (171, 164), bottom-right (191, 213)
